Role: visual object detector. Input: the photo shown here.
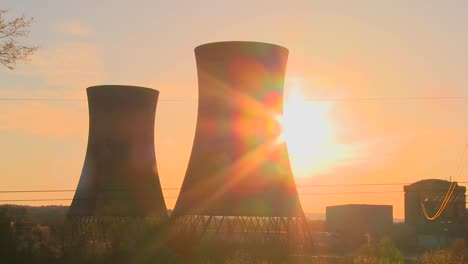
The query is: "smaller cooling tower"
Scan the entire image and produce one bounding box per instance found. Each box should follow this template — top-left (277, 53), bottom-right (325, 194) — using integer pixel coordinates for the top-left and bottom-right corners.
top-left (68, 85), bottom-right (167, 220)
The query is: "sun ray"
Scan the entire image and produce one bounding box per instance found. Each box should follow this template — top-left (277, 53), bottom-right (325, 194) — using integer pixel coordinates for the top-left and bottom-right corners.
top-left (281, 86), bottom-right (351, 178)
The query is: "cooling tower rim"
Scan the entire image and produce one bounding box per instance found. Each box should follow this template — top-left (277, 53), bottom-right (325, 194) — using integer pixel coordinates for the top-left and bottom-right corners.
top-left (87, 85), bottom-right (159, 95)
top-left (195, 41), bottom-right (289, 54)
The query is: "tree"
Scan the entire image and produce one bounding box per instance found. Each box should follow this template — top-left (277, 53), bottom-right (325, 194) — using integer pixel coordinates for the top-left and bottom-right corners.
top-left (0, 10), bottom-right (37, 70)
top-left (0, 208), bottom-right (15, 261)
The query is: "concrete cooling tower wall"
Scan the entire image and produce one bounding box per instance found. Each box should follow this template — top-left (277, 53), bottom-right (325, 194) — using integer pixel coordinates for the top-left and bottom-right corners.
top-left (173, 41), bottom-right (304, 217)
top-left (68, 85), bottom-right (167, 219)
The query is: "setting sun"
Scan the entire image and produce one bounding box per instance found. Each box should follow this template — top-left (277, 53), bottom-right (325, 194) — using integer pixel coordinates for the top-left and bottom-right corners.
top-left (280, 87), bottom-right (351, 178)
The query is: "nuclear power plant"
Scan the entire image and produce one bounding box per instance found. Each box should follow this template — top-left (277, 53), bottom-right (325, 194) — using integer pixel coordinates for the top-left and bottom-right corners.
top-left (172, 41), bottom-right (309, 246)
top-left (7, 40), bottom-right (467, 261)
top-left (66, 42), bottom-right (310, 256)
top-left (68, 85), bottom-right (168, 228)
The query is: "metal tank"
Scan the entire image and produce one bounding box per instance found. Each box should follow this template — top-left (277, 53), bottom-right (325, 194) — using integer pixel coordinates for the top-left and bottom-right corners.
top-left (404, 179), bottom-right (466, 235)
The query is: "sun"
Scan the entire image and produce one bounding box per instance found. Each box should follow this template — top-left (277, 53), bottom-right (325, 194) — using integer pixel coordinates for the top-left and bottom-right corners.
top-left (279, 87), bottom-right (341, 178)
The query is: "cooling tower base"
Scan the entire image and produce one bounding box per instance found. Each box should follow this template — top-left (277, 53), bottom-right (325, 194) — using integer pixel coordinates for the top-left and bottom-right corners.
top-left (64, 216), bottom-right (169, 258)
top-left (170, 214), bottom-right (312, 256)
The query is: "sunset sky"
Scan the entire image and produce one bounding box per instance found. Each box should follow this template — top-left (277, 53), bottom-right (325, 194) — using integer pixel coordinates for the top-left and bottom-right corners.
top-left (1, 0), bottom-right (468, 219)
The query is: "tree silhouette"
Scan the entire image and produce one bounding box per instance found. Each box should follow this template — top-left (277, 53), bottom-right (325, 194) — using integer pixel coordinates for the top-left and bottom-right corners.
top-left (0, 10), bottom-right (38, 70)
top-left (0, 208), bottom-right (15, 262)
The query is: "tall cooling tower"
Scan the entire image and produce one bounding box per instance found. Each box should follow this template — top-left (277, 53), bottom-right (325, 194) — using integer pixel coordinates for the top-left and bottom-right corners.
top-left (172, 42), bottom-right (308, 246)
top-left (68, 85), bottom-right (167, 223)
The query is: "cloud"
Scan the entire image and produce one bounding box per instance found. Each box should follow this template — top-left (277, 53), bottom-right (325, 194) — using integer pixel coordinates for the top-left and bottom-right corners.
top-left (57, 21), bottom-right (93, 37)
top-left (23, 42), bottom-right (104, 97)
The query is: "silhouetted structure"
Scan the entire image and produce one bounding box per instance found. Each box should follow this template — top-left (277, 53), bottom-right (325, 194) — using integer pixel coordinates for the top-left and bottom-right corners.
top-left (172, 41), bottom-right (309, 250)
top-left (68, 85), bottom-right (167, 230)
top-left (326, 204), bottom-right (393, 236)
top-left (404, 179), bottom-right (465, 236)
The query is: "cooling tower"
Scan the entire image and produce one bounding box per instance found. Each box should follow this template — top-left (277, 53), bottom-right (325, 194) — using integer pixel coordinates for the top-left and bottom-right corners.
top-left (172, 42), bottom-right (308, 247)
top-left (68, 85), bottom-right (167, 220)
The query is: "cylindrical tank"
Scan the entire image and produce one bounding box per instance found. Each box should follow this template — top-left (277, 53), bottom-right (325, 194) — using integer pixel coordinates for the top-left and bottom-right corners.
top-left (68, 85), bottom-right (167, 219)
top-left (404, 179), bottom-right (466, 235)
top-left (173, 41), bottom-right (304, 217)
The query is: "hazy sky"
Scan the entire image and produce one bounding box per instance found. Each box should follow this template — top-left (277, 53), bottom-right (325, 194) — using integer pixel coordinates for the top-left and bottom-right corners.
top-left (1, 0), bottom-right (468, 218)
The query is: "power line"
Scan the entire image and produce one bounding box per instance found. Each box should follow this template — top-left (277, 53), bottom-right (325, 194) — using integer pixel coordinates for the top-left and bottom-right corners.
top-left (5, 181), bottom-right (468, 193)
top-left (299, 191), bottom-right (403, 195)
top-left (421, 181), bottom-right (457, 221)
top-left (0, 98), bottom-right (198, 102)
top-left (298, 182), bottom-right (468, 187)
top-left (0, 98), bottom-right (86, 102)
top-left (419, 144), bottom-right (468, 220)
top-left (0, 187), bottom-right (182, 193)
top-left (453, 143), bottom-right (468, 182)
top-left (0, 191), bottom-right (406, 203)
top-left (297, 183), bottom-right (413, 187)
top-left (304, 96), bottom-right (468, 102)
top-left (0, 190), bottom-right (75, 193)
top-left (456, 144), bottom-right (468, 181)
top-left (9, 188), bottom-right (468, 203)
top-left (1, 182), bottom-right (467, 194)
top-left (0, 197), bottom-right (177, 202)
top-left (0, 199), bottom-right (73, 202)
top-left (1, 96), bottom-right (468, 102)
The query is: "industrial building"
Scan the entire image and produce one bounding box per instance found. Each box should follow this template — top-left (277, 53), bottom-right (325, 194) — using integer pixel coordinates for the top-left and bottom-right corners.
top-left (404, 179), bottom-right (466, 236)
top-left (326, 204), bottom-right (393, 236)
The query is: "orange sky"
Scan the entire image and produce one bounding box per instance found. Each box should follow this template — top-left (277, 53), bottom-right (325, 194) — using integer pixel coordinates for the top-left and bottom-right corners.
top-left (1, 1), bottom-right (468, 219)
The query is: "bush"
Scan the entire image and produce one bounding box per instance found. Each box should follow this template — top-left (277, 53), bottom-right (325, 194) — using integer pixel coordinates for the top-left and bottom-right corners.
top-left (419, 239), bottom-right (468, 264)
top-left (346, 236), bottom-right (404, 264)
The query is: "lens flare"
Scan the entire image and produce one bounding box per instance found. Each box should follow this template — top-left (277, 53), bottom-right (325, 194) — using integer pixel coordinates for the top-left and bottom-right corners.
top-left (280, 87), bottom-right (348, 178)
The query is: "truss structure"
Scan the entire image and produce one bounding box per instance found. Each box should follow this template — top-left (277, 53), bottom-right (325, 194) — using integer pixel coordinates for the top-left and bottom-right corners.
top-left (171, 215), bottom-right (311, 249)
top-left (64, 216), bottom-right (167, 257)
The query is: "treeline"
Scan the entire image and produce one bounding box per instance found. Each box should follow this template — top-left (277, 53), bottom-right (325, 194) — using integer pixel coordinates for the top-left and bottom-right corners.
top-left (0, 205), bottom-right (68, 225)
top-left (0, 207), bottom-right (64, 263)
top-left (1, 205), bottom-right (468, 263)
